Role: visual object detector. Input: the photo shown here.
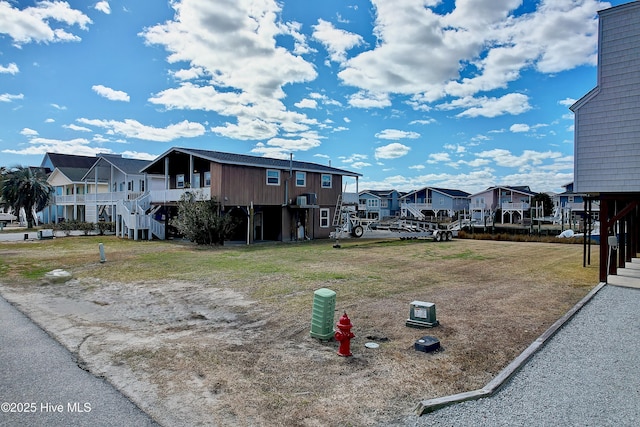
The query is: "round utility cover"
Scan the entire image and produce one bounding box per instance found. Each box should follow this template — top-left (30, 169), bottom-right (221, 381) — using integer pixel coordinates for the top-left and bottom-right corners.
top-left (414, 336), bottom-right (440, 353)
top-left (364, 342), bottom-right (380, 349)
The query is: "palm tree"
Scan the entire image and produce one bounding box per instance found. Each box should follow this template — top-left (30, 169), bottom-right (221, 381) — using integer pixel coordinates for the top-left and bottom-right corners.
top-left (1, 166), bottom-right (53, 228)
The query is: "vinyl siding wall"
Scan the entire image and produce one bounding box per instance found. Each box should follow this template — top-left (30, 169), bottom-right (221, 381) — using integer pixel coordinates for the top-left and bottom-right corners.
top-left (214, 163), bottom-right (342, 206)
top-left (574, 3), bottom-right (640, 193)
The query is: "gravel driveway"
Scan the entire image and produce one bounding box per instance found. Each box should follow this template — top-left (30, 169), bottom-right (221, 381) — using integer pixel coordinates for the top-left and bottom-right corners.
top-left (393, 284), bottom-right (640, 426)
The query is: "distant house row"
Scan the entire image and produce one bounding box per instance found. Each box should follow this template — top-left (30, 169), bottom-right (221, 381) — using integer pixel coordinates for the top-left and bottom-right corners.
top-left (35, 147), bottom-right (598, 243)
top-left (356, 184), bottom-right (598, 226)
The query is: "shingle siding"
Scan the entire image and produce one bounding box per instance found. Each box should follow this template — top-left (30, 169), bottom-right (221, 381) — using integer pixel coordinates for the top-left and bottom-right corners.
top-left (573, 2), bottom-right (640, 193)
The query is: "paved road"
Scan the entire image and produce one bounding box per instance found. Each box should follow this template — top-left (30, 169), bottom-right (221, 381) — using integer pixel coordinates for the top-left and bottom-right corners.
top-left (0, 296), bottom-right (159, 427)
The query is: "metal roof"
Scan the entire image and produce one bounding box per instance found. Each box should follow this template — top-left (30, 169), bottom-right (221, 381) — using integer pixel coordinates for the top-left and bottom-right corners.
top-left (401, 186), bottom-right (470, 199)
top-left (82, 155), bottom-right (151, 181)
top-left (41, 153), bottom-right (96, 171)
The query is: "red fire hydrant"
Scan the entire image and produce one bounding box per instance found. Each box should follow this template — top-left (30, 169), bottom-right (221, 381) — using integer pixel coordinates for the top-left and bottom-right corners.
top-left (335, 312), bottom-right (355, 357)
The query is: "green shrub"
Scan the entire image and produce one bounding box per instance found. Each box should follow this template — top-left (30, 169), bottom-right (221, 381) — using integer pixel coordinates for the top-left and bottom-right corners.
top-left (97, 222), bottom-right (115, 235)
top-left (53, 220), bottom-right (96, 236)
top-left (170, 191), bottom-right (237, 245)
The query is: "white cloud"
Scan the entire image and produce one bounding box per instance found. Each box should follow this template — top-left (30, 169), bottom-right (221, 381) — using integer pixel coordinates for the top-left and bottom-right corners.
top-left (0, 63), bottom-right (19, 74)
top-left (459, 158), bottom-right (491, 168)
top-left (210, 117), bottom-right (277, 141)
top-left (340, 153), bottom-right (369, 165)
top-left (142, 0), bottom-right (317, 143)
top-left (375, 129), bottom-right (420, 140)
top-left (375, 143), bottom-right (411, 160)
top-left (409, 118), bottom-right (436, 125)
top-left (427, 152), bottom-right (451, 164)
top-left (409, 164), bottom-right (425, 170)
top-left (499, 170), bottom-right (573, 193)
top-left (359, 169), bottom-right (498, 194)
top-left (20, 128), bottom-right (38, 136)
top-left (77, 118), bottom-right (205, 142)
top-left (336, 0), bottom-right (603, 110)
top-left (444, 144), bottom-right (467, 154)
top-left (94, 1), bottom-right (111, 14)
top-left (437, 93), bottom-right (531, 118)
top-left (349, 161), bottom-right (372, 169)
top-left (559, 97), bottom-right (577, 107)
top-left (92, 85), bottom-right (130, 102)
top-left (475, 148), bottom-right (563, 171)
top-left (173, 67), bottom-right (205, 81)
top-left (0, 93), bottom-right (23, 102)
top-left (294, 98), bottom-right (318, 109)
top-left (250, 144), bottom-right (293, 159)
top-left (0, 1), bottom-right (92, 45)
top-left (510, 123), bottom-right (530, 133)
top-left (64, 124), bottom-right (92, 132)
top-left (312, 19), bottom-right (364, 64)
top-left (120, 151), bottom-right (158, 161)
top-left (263, 135), bottom-right (322, 152)
top-left (2, 137), bottom-right (112, 157)
top-left (347, 91), bottom-right (391, 108)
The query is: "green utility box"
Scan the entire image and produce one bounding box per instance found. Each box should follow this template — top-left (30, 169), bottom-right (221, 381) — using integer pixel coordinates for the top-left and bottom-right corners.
top-left (406, 300), bottom-right (439, 328)
top-left (310, 288), bottom-right (336, 340)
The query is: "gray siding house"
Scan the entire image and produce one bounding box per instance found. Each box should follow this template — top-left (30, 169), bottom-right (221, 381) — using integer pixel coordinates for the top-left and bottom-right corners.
top-left (571, 1), bottom-right (640, 282)
top-left (571, 1), bottom-right (640, 193)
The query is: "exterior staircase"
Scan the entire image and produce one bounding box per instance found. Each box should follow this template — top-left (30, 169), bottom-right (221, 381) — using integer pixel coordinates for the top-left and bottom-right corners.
top-left (607, 257), bottom-right (640, 289)
top-left (400, 202), bottom-right (426, 220)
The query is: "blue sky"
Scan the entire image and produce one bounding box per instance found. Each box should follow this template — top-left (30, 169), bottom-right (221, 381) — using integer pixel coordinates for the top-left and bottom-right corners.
top-left (0, 0), bottom-right (627, 194)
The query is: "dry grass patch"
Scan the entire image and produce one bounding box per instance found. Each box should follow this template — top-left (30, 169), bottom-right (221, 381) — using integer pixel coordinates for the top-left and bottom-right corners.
top-left (0, 236), bottom-right (598, 426)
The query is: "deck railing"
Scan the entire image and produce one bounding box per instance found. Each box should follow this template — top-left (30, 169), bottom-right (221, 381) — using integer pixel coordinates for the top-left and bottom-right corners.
top-left (501, 202), bottom-right (530, 210)
top-left (149, 188), bottom-right (211, 203)
top-left (150, 218), bottom-right (165, 240)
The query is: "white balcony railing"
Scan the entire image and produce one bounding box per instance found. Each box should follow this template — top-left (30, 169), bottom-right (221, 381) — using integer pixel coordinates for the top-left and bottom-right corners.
top-left (53, 194), bottom-right (86, 204)
top-left (469, 203), bottom-right (486, 211)
top-left (150, 218), bottom-right (165, 240)
top-left (562, 202), bottom-right (599, 212)
top-left (402, 202), bottom-right (433, 211)
top-left (149, 188), bottom-right (211, 203)
top-left (502, 202), bottom-right (530, 210)
top-left (56, 191), bottom-right (143, 205)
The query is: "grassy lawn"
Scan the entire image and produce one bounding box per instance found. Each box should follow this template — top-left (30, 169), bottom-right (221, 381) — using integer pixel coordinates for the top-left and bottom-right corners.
top-left (0, 236), bottom-right (599, 425)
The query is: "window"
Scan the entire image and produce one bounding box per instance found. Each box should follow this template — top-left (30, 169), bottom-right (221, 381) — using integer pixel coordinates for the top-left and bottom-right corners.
top-left (320, 208), bottom-right (330, 228)
top-left (193, 174), bottom-right (201, 188)
top-left (176, 174), bottom-right (185, 188)
top-left (381, 199), bottom-right (388, 208)
top-left (266, 169), bottom-right (280, 185)
top-left (321, 174), bottom-right (332, 189)
top-left (128, 181), bottom-right (133, 191)
top-left (140, 180), bottom-right (145, 192)
top-left (367, 199), bottom-right (379, 208)
top-left (295, 171), bottom-right (306, 187)
top-left (204, 171), bottom-right (211, 186)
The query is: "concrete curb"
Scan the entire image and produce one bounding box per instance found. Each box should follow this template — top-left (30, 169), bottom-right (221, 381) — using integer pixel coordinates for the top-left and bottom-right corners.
top-left (414, 281), bottom-right (608, 416)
